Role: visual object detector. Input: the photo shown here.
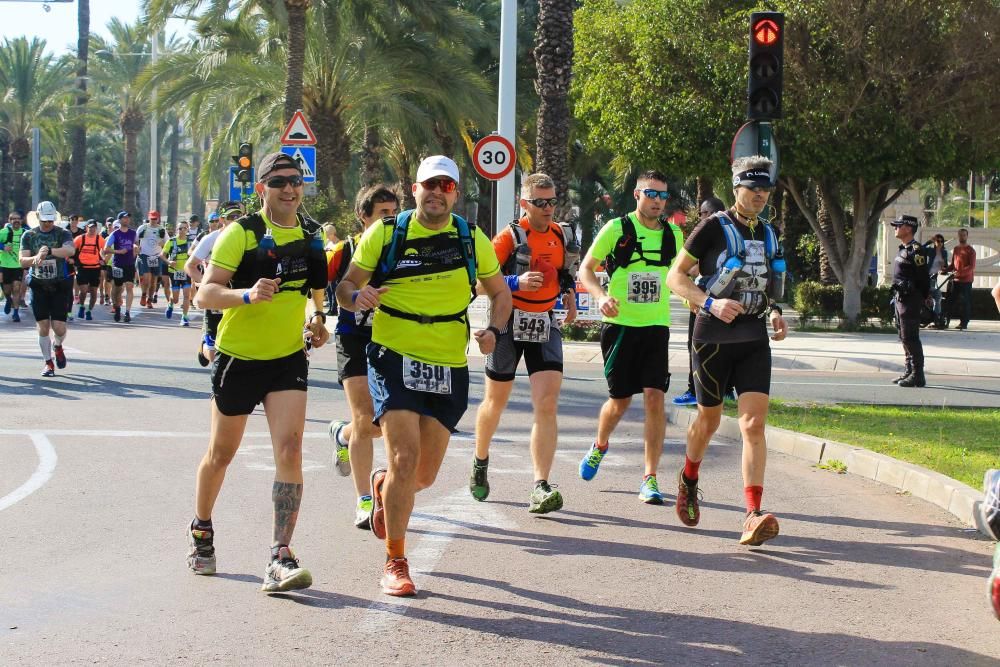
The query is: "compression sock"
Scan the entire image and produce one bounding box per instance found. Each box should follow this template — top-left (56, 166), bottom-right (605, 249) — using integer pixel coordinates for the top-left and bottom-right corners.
top-left (38, 336), bottom-right (52, 361)
top-left (745, 486), bottom-right (763, 513)
top-left (53, 333), bottom-right (65, 347)
top-left (386, 538), bottom-right (405, 560)
top-left (192, 516), bottom-right (213, 531)
top-left (474, 456), bottom-right (489, 467)
top-left (683, 456), bottom-right (702, 482)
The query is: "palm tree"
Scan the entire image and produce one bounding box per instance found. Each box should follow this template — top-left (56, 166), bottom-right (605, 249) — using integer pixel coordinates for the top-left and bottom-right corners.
top-left (283, 0), bottom-right (312, 123)
top-left (67, 0), bottom-right (90, 214)
top-left (533, 0), bottom-right (574, 219)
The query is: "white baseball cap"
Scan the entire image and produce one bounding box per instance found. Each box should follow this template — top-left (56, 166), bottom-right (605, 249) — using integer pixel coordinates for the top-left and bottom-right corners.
top-left (415, 155), bottom-right (460, 185)
top-left (36, 201), bottom-right (57, 222)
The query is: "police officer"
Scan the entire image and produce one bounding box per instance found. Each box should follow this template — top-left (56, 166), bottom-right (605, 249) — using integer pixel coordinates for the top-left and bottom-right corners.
top-left (890, 215), bottom-right (931, 388)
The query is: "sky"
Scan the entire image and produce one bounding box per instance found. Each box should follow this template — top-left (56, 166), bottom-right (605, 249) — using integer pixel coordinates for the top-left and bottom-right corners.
top-left (1, 1), bottom-right (190, 53)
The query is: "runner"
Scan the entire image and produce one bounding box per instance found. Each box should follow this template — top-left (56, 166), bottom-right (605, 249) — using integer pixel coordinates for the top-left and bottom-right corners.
top-left (162, 220), bottom-right (193, 326)
top-left (1, 210), bottom-right (26, 322)
top-left (136, 210), bottom-right (167, 309)
top-left (73, 220), bottom-right (105, 320)
top-left (99, 218), bottom-right (114, 306)
top-left (64, 214), bottom-right (85, 320)
top-left (19, 201), bottom-right (75, 376)
top-left (577, 170), bottom-right (684, 504)
top-left (325, 185), bottom-right (399, 529)
top-left (335, 155), bottom-right (511, 596)
top-left (471, 172), bottom-right (579, 513)
top-left (185, 201), bottom-right (243, 366)
top-left (187, 153), bottom-right (329, 593)
top-left (102, 212), bottom-right (138, 323)
top-left (665, 155), bottom-right (789, 546)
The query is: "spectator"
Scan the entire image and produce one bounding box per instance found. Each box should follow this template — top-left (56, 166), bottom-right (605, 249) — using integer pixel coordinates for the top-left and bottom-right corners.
top-left (923, 234), bottom-right (948, 316)
top-left (322, 223), bottom-right (339, 250)
top-left (947, 228), bottom-right (976, 330)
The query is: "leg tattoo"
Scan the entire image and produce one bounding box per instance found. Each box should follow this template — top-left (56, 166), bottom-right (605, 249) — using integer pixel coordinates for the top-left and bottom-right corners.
top-left (272, 481), bottom-right (303, 547)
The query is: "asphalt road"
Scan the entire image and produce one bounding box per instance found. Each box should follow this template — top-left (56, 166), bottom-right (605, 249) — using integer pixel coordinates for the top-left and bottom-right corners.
top-left (1, 308), bottom-right (998, 665)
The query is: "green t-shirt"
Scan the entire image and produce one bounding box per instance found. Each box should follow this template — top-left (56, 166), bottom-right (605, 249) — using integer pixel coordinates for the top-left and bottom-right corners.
top-left (209, 212), bottom-right (311, 361)
top-left (163, 237), bottom-right (191, 274)
top-left (589, 213), bottom-right (684, 327)
top-left (352, 213), bottom-right (501, 367)
top-left (0, 225), bottom-right (25, 269)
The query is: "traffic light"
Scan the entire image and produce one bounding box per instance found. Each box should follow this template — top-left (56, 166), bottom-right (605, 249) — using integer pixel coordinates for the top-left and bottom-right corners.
top-left (747, 12), bottom-right (784, 120)
top-left (233, 142), bottom-right (253, 183)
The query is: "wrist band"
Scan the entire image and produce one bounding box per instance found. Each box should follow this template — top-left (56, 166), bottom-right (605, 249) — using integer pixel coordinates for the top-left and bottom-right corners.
top-left (768, 303), bottom-right (783, 315)
top-left (487, 325), bottom-right (502, 338)
top-left (504, 274), bottom-right (520, 292)
top-left (242, 291), bottom-right (251, 304)
top-left (351, 291), bottom-right (358, 304)
top-left (702, 296), bottom-right (714, 314)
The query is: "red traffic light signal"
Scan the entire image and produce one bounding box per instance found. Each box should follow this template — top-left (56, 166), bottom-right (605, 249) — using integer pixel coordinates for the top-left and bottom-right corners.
top-left (747, 12), bottom-right (784, 120)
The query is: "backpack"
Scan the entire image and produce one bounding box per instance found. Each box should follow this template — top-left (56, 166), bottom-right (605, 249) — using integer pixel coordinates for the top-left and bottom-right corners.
top-left (504, 220), bottom-right (581, 292)
top-left (228, 213), bottom-right (327, 295)
top-left (704, 212), bottom-right (784, 301)
top-left (604, 214), bottom-right (680, 277)
top-left (77, 235), bottom-right (101, 267)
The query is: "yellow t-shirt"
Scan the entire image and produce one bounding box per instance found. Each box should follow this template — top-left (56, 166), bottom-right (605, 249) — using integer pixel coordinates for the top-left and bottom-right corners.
top-left (210, 212), bottom-right (311, 361)
top-left (352, 213), bottom-right (500, 367)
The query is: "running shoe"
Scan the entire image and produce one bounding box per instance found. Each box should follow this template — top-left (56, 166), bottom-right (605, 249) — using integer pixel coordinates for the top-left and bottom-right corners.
top-left (3, 299), bottom-right (9, 315)
top-left (638, 476), bottom-right (664, 505)
top-left (982, 469), bottom-right (1000, 541)
top-left (140, 295), bottom-right (147, 307)
top-left (329, 420), bottom-right (351, 476)
top-left (369, 468), bottom-right (387, 539)
top-left (579, 443), bottom-right (607, 481)
top-left (146, 298), bottom-right (154, 309)
top-left (166, 304), bottom-right (173, 319)
top-left (66, 311), bottom-right (73, 321)
top-left (469, 459), bottom-right (490, 501)
top-left (186, 523), bottom-right (216, 575)
top-left (528, 481), bottom-right (563, 514)
top-left (740, 510), bottom-right (780, 546)
top-left (355, 495), bottom-right (373, 529)
top-left (113, 306), bottom-right (121, 322)
top-left (41, 360), bottom-right (55, 377)
top-left (990, 543), bottom-right (1000, 620)
top-left (11, 309), bottom-right (19, 322)
top-left (53, 345), bottom-right (66, 369)
top-left (85, 310), bottom-right (92, 321)
top-left (77, 305), bottom-right (85, 319)
top-left (181, 315), bottom-right (190, 327)
top-left (675, 470), bottom-right (701, 527)
top-left (261, 546), bottom-right (312, 593)
top-left (153, 294), bottom-right (158, 304)
top-left (124, 311), bottom-right (131, 323)
top-left (671, 390), bottom-right (698, 406)
top-left (381, 557), bottom-right (416, 597)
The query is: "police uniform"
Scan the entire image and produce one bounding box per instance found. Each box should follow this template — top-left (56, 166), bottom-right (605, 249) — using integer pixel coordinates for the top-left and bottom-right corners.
top-left (890, 215), bottom-right (930, 387)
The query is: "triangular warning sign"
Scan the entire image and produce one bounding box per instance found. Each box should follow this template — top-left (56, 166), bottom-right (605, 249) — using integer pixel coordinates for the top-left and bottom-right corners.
top-left (289, 148), bottom-right (314, 179)
top-left (280, 110), bottom-right (317, 145)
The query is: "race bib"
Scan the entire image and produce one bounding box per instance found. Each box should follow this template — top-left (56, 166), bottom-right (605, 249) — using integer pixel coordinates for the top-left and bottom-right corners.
top-left (628, 271), bottom-right (661, 303)
top-left (147, 256), bottom-right (159, 268)
top-left (355, 309), bottom-right (373, 327)
top-left (34, 259), bottom-right (57, 281)
top-left (173, 270), bottom-right (187, 282)
top-left (112, 266), bottom-right (124, 279)
top-left (512, 309), bottom-right (550, 343)
top-left (402, 356), bottom-right (452, 395)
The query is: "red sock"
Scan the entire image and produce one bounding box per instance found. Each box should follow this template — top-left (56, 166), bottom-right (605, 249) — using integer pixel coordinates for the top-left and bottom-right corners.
top-left (745, 486), bottom-right (763, 513)
top-left (596, 441), bottom-right (608, 452)
top-left (683, 456), bottom-right (701, 481)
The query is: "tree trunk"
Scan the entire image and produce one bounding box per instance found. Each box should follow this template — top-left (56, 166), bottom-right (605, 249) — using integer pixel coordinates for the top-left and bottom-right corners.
top-left (190, 136), bottom-right (204, 217)
top-left (283, 1), bottom-right (311, 124)
top-left (361, 125), bottom-right (381, 187)
top-left (534, 0), bottom-right (574, 221)
top-left (696, 176), bottom-right (714, 204)
top-left (56, 160), bottom-right (71, 209)
top-left (432, 122), bottom-right (454, 158)
top-left (67, 0), bottom-right (89, 214)
top-left (10, 136), bottom-right (31, 213)
top-left (816, 184), bottom-right (837, 285)
top-left (167, 120), bottom-right (180, 226)
top-left (123, 129), bottom-right (139, 212)
top-left (0, 136), bottom-right (9, 213)
top-left (309, 103), bottom-right (348, 200)
top-left (398, 151), bottom-right (415, 211)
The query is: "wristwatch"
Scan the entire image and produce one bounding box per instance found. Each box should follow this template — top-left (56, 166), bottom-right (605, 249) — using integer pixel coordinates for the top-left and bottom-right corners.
top-left (486, 325), bottom-right (502, 338)
top-left (767, 303), bottom-right (783, 316)
top-left (310, 311), bottom-right (327, 324)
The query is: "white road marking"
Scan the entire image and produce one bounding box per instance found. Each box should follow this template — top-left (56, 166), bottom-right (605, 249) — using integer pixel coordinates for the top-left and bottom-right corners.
top-left (0, 433), bottom-right (58, 512)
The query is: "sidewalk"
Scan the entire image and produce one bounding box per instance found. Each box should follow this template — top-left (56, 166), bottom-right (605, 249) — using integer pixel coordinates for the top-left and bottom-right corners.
top-left (468, 298), bottom-right (1000, 378)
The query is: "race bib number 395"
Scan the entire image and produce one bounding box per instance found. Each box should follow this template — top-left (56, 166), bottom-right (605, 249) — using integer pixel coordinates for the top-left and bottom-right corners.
top-left (513, 309), bottom-right (550, 342)
top-left (628, 271), bottom-right (661, 304)
top-left (402, 356), bottom-right (452, 395)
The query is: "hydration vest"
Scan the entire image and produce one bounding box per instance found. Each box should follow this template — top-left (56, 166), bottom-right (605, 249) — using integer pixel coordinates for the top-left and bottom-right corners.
top-left (503, 220), bottom-right (581, 292)
top-left (704, 212), bottom-right (785, 302)
top-left (369, 209), bottom-right (478, 324)
top-left (603, 213), bottom-right (680, 277)
top-left (227, 213), bottom-right (327, 296)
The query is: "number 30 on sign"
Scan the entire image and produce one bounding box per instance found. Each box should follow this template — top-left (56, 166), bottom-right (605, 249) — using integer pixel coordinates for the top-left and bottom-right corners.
top-left (472, 135), bottom-right (516, 181)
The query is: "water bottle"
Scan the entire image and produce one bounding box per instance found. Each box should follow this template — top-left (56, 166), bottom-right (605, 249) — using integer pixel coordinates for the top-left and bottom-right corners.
top-left (515, 242), bottom-right (531, 277)
top-left (257, 227), bottom-right (278, 280)
top-left (707, 255), bottom-right (743, 298)
top-left (767, 253), bottom-right (787, 301)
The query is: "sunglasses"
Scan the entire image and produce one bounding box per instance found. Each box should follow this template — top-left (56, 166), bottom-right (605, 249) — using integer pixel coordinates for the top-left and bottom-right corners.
top-left (265, 174), bottom-right (304, 189)
top-left (8, 217), bottom-right (21, 222)
top-left (639, 189), bottom-right (670, 200)
top-left (526, 197), bottom-right (558, 208)
top-left (421, 177), bottom-right (457, 193)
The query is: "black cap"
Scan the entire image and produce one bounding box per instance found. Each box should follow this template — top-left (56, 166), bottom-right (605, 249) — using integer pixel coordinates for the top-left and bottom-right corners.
top-left (890, 214), bottom-right (919, 228)
top-left (257, 152), bottom-right (303, 181)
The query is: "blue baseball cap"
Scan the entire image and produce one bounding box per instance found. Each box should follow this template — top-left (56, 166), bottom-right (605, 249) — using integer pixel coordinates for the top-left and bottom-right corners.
top-left (116, 211), bottom-right (131, 220)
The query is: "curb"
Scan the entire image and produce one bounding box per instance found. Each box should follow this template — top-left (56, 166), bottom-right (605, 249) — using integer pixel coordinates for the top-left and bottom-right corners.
top-left (665, 406), bottom-right (991, 537)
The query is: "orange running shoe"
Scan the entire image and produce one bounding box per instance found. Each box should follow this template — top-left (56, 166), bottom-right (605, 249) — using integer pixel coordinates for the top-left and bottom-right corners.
top-left (381, 557), bottom-right (416, 597)
top-left (369, 468), bottom-right (387, 540)
top-left (140, 295), bottom-right (147, 307)
top-left (740, 510), bottom-right (780, 546)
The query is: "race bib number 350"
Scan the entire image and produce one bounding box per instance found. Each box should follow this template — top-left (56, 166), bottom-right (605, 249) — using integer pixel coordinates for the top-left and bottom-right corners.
top-left (513, 309), bottom-right (550, 342)
top-left (402, 356), bottom-right (452, 395)
top-left (628, 271), bottom-right (661, 304)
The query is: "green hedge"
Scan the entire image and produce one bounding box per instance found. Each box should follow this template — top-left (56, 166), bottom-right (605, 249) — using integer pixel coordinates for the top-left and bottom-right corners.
top-left (793, 281), bottom-right (894, 326)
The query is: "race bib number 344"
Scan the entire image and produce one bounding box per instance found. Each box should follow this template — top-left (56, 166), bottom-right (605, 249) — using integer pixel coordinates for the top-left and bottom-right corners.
top-left (402, 356), bottom-right (452, 395)
top-left (628, 271), bottom-right (661, 303)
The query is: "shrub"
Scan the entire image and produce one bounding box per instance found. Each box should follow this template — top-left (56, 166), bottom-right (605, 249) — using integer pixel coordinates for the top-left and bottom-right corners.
top-left (793, 280), bottom-right (893, 327)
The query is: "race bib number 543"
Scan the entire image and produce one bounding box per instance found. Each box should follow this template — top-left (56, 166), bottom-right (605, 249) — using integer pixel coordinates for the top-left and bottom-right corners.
top-left (402, 356), bottom-right (452, 395)
top-left (513, 309), bottom-right (550, 342)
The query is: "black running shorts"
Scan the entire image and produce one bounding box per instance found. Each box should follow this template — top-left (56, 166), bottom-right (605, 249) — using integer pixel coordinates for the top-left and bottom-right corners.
top-left (485, 312), bottom-right (564, 382)
top-left (600, 323), bottom-right (669, 398)
top-left (211, 350), bottom-right (309, 416)
top-left (29, 281), bottom-right (69, 322)
top-left (692, 338), bottom-right (771, 407)
top-left (336, 330), bottom-right (372, 383)
top-left (77, 267), bottom-right (101, 287)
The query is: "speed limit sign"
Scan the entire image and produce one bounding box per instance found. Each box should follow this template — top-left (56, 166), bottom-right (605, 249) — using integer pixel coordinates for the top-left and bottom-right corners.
top-left (472, 135), bottom-right (516, 181)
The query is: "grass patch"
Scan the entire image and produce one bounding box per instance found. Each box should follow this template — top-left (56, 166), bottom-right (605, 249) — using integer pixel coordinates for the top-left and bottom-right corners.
top-left (726, 400), bottom-right (1000, 488)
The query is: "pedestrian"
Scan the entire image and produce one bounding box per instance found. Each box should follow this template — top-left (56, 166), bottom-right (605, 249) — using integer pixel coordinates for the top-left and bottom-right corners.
top-left (73, 220), bottom-right (105, 320)
top-left (922, 233), bottom-right (948, 318)
top-left (577, 170), bottom-right (685, 505)
top-left (323, 223), bottom-right (339, 250)
top-left (1, 210), bottom-right (26, 322)
top-left (63, 214), bottom-right (85, 320)
top-left (472, 172), bottom-right (579, 514)
top-left (18, 201), bottom-right (76, 376)
top-left (326, 185), bottom-right (400, 529)
top-left (888, 215), bottom-right (931, 387)
top-left (335, 155), bottom-right (512, 596)
top-left (947, 228), bottom-right (976, 329)
top-left (665, 155), bottom-right (790, 545)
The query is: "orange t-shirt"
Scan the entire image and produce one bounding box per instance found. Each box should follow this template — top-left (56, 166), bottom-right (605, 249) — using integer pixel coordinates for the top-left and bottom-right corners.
top-left (74, 234), bottom-right (105, 269)
top-left (492, 217), bottom-right (565, 312)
